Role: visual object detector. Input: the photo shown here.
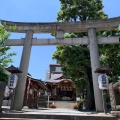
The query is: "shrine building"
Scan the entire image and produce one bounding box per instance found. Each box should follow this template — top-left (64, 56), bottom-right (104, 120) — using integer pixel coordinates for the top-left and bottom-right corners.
top-left (45, 64), bottom-right (76, 101)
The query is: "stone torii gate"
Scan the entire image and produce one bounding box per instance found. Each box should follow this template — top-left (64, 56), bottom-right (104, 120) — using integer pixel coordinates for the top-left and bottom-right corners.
top-left (1, 17), bottom-right (120, 111)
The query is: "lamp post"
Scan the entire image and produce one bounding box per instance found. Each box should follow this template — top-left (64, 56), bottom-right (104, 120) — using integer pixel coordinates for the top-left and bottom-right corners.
top-left (47, 92), bottom-right (50, 108)
top-left (6, 65), bottom-right (22, 110)
top-left (8, 73), bottom-right (18, 110)
top-left (101, 89), bottom-right (107, 113)
top-left (95, 66), bottom-right (110, 114)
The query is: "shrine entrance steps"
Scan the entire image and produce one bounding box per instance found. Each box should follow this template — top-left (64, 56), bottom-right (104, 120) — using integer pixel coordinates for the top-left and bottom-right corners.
top-left (0, 106), bottom-right (118, 120)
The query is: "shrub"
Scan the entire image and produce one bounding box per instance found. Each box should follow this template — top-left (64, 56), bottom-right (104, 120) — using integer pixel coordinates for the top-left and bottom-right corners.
top-left (0, 66), bottom-right (8, 83)
top-left (77, 99), bottom-right (84, 109)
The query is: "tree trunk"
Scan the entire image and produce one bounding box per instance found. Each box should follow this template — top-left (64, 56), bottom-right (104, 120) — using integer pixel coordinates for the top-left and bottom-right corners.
top-left (82, 67), bottom-right (95, 110)
top-left (0, 81), bottom-right (6, 112)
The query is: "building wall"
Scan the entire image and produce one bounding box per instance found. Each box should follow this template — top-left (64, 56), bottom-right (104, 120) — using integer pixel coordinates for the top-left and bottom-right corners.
top-left (46, 69), bottom-right (50, 80)
top-left (50, 64), bottom-right (62, 78)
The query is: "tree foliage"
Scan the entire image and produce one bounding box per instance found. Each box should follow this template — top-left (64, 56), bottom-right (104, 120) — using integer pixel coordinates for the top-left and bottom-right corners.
top-left (0, 23), bottom-right (16, 67)
top-left (0, 66), bottom-right (8, 82)
top-left (99, 29), bottom-right (120, 82)
top-left (57, 0), bottom-right (107, 22)
top-left (53, 0), bottom-right (107, 91)
top-left (0, 23), bottom-right (16, 82)
top-left (53, 45), bottom-right (90, 92)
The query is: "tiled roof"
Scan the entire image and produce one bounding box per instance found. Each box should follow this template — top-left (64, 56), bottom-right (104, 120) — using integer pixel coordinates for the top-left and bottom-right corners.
top-left (45, 79), bottom-right (72, 83)
top-left (45, 73), bottom-right (72, 83)
top-left (50, 73), bottom-right (63, 80)
top-left (27, 75), bottom-right (49, 91)
top-left (50, 64), bottom-right (62, 66)
top-left (6, 65), bottom-right (22, 73)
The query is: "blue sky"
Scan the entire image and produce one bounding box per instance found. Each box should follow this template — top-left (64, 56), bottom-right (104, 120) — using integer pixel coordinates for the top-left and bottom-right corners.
top-left (0, 0), bottom-right (120, 80)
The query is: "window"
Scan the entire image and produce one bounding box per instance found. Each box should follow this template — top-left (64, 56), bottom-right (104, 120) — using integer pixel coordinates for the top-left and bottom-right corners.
top-left (55, 67), bottom-right (62, 72)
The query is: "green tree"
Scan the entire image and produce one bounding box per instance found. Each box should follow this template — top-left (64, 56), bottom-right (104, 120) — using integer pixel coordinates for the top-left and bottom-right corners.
top-left (0, 23), bottom-right (16, 67)
top-left (53, 0), bottom-right (108, 109)
top-left (0, 23), bottom-right (16, 82)
top-left (0, 66), bottom-right (8, 82)
top-left (99, 29), bottom-right (120, 82)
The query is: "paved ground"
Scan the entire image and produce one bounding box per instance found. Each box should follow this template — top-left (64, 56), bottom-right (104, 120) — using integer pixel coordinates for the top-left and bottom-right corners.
top-left (0, 106), bottom-right (118, 120)
top-left (1, 106), bottom-right (109, 116)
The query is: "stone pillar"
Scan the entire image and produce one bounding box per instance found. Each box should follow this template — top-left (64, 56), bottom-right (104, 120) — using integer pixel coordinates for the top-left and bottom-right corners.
top-left (12, 30), bottom-right (33, 111)
top-left (56, 31), bottom-right (64, 39)
top-left (88, 28), bottom-right (103, 112)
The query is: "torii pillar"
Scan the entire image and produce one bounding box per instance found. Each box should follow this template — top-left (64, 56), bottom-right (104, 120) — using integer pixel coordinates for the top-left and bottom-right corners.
top-left (88, 28), bottom-right (103, 111)
top-left (11, 30), bottom-right (33, 110)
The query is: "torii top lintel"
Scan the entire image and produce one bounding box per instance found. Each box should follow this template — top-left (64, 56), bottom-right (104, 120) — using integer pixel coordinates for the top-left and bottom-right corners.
top-left (1, 17), bottom-right (120, 33)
